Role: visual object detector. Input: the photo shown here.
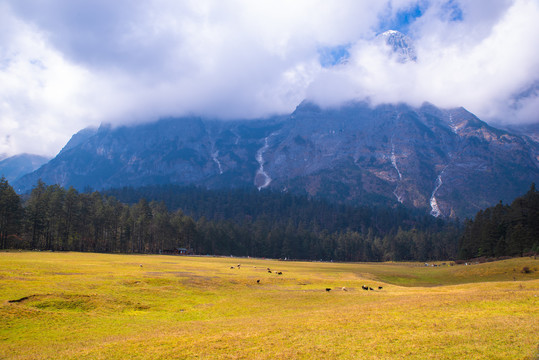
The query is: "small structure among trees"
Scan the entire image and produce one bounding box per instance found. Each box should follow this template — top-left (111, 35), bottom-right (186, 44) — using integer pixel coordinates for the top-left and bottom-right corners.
top-left (162, 247), bottom-right (192, 255)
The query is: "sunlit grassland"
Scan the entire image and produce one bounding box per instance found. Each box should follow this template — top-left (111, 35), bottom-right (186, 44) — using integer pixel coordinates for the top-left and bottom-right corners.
top-left (1, 252), bottom-right (538, 359)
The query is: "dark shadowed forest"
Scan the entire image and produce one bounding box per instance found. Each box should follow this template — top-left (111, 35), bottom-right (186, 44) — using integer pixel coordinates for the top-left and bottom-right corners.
top-left (1, 177), bottom-right (537, 261)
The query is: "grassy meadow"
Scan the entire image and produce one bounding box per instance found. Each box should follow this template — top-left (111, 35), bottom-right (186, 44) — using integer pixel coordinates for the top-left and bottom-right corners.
top-left (0, 251), bottom-right (538, 359)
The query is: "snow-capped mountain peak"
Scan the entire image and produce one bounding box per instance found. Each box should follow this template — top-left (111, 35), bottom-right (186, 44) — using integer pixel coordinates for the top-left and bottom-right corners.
top-left (378, 30), bottom-right (417, 63)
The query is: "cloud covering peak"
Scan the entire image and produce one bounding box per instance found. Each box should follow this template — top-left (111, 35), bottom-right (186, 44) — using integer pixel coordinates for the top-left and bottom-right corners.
top-left (1, 0), bottom-right (538, 156)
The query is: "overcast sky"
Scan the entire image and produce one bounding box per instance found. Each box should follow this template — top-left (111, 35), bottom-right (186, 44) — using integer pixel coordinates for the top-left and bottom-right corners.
top-left (1, 0), bottom-right (538, 157)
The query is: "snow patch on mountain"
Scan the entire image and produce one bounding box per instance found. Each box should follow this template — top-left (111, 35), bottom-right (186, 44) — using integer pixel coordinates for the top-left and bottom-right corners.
top-left (391, 113), bottom-right (405, 203)
top-left (212, 150), bottom-right (223, 174)
top-left (255, 132), bottom-right (278, 190)
top-left (390, 141), bottom-right (404, 203)
top-left (378, 30), bottom-right (417, 63)
top-left (430, 166), bottom-right (448, 217)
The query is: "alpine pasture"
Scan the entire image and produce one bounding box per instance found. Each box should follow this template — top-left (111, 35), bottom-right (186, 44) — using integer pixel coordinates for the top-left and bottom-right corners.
top-left (1, 252), bottom-right (538, 359)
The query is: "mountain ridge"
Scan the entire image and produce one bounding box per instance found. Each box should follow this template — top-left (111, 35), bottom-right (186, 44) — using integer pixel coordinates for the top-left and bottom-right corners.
top-left (14, 101), bottom-right (539, 219)
top-left (0, 153), bottom-right (51, 183)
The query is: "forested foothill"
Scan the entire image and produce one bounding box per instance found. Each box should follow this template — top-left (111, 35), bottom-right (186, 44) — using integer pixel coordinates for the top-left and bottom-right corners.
top-left (0, 177), bottom-right (537, 261)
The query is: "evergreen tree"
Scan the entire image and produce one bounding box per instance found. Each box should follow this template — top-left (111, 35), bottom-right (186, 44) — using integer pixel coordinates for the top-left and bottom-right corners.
top-left (24, 180), bottom-right (48, 249)
top-left (0, 177), bottom-right (23, 249)
top-left (459, 183), bottom-right (538, 259)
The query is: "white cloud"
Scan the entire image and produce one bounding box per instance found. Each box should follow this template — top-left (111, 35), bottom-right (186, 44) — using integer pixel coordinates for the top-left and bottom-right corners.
top-left (308, 0), bottom-right (539, 124)
top-left (0, 3), bottom-right (96, 156)
top-left (0, 0), bottom-right (537, 156)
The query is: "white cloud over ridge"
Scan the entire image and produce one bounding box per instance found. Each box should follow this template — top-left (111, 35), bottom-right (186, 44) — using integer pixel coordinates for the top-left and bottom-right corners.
top-left (0, 0), bottom-right (538, 156)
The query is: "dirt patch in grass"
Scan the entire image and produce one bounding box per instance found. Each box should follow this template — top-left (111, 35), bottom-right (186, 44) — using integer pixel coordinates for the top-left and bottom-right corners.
top-left (8, 294), bottom-right (98, 311)
top-left (144, 271), bottom-right (212, 278)
top-left (8, 295), bottom-right (35, 303)
top-left (119, 280), bottom-right (143, 286)
top-left (7, 294), bottom-right (150, 313)
top-left (52, 272), bottom-right (84, 275)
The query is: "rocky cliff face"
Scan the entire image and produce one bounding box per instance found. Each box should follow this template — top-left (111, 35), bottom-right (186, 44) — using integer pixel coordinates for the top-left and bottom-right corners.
top-left (14, 101), bottom-right (539, 219)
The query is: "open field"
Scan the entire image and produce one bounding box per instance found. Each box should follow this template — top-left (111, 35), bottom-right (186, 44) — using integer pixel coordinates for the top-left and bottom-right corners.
top-left (1, 252), bottom-right (538, 359)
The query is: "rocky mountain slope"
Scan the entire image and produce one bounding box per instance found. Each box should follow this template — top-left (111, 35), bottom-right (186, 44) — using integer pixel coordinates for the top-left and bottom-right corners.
top-left (14, 101), bottom-right (539, 219)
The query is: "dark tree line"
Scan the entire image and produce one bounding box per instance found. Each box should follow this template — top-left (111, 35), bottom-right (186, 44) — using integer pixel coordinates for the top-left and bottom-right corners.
top-left (106, 184), bottom-right (462, 260)
top-left (6, 180), bottom-right (198, 254)
top-left (0, 177), bottom-right (23, 249)
top-left (3, 178), bottom-right (536, 261)
top-left (0, 178), bottom-right (461, 261)
top-left (459, 183), bottom-right (539, 259)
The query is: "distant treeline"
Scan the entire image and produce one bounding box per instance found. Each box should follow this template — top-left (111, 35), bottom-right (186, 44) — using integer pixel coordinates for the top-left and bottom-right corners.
top-left (104, 184), bottom-right (461, 261)
top-left (1, 179), bottom-right (461, 261)
top-left (1, 178), bottom-right (536, 260)
top-left (459, 183), bottom-right (539, 258)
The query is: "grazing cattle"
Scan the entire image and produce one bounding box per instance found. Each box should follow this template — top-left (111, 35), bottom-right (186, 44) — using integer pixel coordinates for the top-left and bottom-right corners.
top-left (378, 286), bottom-right (383, 290)
top-left (139, 264), bottom-right (143, 268)
top-left (342, 287), bottom-right (347, 291)
top-left (237, 264), bottom-right (241, 268)
top-left (268, 270), bottom-right (272, 273)
top-left (257, 279), bottom-right (260, 284)
top-left (230, 266), bottom-right (235, 269)
top-left (277, 271), bottom-right (282, 275)
top-left (326, 288), bottom-right (331, 292)
top-left (362, 285), bottom-right (369, 291)
top-left (369, 287), bottom-right (373, 291)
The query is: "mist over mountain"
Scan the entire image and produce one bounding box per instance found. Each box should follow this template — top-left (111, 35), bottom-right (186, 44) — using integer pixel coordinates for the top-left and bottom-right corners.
top-left (3, 0), bottom-right (539, 157)
top-left (496, 122), bottom-right (539, 143)
top-left (14, 101), bottom-right (539, 219)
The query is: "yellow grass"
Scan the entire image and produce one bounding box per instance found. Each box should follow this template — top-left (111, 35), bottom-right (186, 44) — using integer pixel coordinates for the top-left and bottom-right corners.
top-left (0, 251), bottom-right (538, 359)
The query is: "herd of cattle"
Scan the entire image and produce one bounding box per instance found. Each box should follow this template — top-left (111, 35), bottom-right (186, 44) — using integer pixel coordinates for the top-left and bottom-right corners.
top-left (230, 264), bottom-right (384, 292)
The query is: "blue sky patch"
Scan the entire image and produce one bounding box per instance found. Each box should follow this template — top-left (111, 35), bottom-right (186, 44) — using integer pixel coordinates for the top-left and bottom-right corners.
top-left (318, 44), bottom-right (350, 68)
top-left (377, 0), bottom-right (462, 35)
top-left (395, 2), bottom-right (426, 29)
top-left (377, 1), bottom-right (429, 34)
top-left (441, 0), bottom-right (464, 22)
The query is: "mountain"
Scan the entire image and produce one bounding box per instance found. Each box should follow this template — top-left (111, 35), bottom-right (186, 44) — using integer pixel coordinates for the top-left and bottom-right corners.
top-left (0, 153), bottom-right (51, 183)
top-left (58, 127), bottom-right (98, 154)
top-left (378, 30), bottom-right (417, 62)
top-left (14, 101), bottom-right (539, 219)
